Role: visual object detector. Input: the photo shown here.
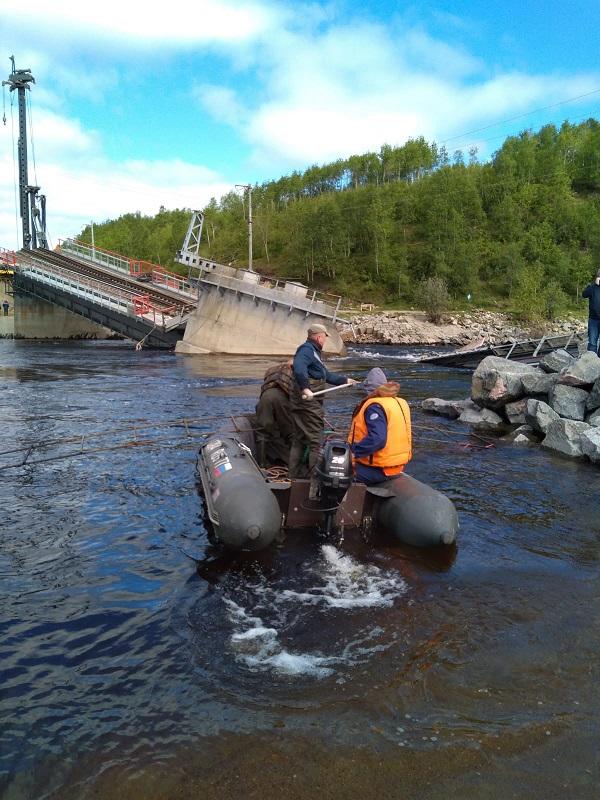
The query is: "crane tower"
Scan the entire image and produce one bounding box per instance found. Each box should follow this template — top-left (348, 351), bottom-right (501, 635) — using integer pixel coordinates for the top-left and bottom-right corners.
top-left (3, 56), bottom-right (48, 249)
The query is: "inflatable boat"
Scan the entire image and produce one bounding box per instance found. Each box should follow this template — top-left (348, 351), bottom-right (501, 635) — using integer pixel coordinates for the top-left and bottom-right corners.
top-left (196, 417), bottom-right (458, 553)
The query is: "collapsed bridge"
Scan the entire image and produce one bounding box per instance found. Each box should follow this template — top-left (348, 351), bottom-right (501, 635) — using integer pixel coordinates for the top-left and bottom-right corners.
top-left (12, 240), bottom-right (197, 348)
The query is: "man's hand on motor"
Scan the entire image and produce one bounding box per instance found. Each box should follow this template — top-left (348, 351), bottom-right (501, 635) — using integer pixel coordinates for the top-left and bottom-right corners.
top-left (346, 378), bottom-right (359, 385)
top-left (301, 388), bottom-right (314, 400)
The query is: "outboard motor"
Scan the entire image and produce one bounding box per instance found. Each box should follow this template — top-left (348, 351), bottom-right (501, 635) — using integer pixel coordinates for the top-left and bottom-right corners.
top-left (313, 439), bottom-right (354, 536)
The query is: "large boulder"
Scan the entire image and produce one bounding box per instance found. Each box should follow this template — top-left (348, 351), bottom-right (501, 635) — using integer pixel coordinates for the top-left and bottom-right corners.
top-left (548, 384), bottom-right (589, 421)
top-left (558, 351), bottom-right (600, 387)
top-left (504, 398), bottom-right (528, 424)
top-left (542, 419), bottom-right (592, 458)
top-left (421, 397), bottom-right (468, 419)
top-left (585, 408), bottom-right (600, 427)
top-left (525, 399), bottom-right (560, 434)
top-left (500, 424), bottom-right (539, 444)
top-left (539, 349), bottom-right (575, 373)
top-left (581, 427), bottom-right (600, 463)
top-left (520, 371), bottom-right (560, 396)
top-left (471, 356), bottom-right (540, 410)
top-left (586, 377), bottom-right (600, 411)
top-left (458, 405), bottom-right (505, 430)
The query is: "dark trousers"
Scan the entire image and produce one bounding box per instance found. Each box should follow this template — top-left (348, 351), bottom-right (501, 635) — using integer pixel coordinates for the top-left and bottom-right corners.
top-left (288, 382), bottom-right (325, 478)
top-left (587, 318), bottom-right (600, 354)
top-left (255, 387), bottom-right (293, 467)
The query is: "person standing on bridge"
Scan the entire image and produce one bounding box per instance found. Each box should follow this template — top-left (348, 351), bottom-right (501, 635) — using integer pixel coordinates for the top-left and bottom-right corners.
top-left (582, 269), bottom-right (600, 355)
top-left (289, 323), bottom-right (357, 478)
top-left (2, 299), bottom-right (9, 316)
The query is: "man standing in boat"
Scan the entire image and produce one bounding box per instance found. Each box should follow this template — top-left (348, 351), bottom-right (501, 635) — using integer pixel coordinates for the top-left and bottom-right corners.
top-left (289, 323), bottom-right (356, 477)
top-left (255, 359), bottom-right (294, 467)
top-left (348, 368), bottom-right (412, 485)
top-left (582, 269), bottom-right (600, 355)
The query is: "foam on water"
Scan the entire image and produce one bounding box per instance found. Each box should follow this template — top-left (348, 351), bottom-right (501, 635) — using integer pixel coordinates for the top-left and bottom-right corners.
top-left (280, 544), bottom-right (407, 608)
top-left (222, 546), bottom-right (407, 678)
top-left (224, 598), bottom-right (336, 677)
top-left (336, 348), bottom-right (422, 361)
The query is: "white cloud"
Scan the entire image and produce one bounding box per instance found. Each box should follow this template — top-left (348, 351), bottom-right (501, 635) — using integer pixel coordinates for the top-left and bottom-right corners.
top-left (194, 84), bottom-right (247, 127)
top-left (0, 146), bottom-right (232, 250)
top-left (194, 19), bottom-right (600, 168)
top-left (1, 0), bottom-right (278, 46)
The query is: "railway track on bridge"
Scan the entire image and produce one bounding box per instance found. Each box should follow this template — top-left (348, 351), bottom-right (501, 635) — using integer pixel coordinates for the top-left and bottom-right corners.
top-left (24, 248), bottom-right (197, 313)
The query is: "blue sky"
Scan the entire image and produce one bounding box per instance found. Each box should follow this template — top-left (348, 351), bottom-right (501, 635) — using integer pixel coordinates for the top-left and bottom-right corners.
top-left (2, 0), bottom-right (600, 251)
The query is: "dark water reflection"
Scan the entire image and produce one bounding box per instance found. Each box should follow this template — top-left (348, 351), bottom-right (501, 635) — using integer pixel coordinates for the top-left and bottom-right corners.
top-left (0, 340), bottom-right (598, 800)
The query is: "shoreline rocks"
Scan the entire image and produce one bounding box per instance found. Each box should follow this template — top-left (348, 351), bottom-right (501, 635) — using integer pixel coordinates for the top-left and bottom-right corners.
top-left (341, 309), bottom-right (584, 346)
top-left (422, 350), bottom-right (600, 466)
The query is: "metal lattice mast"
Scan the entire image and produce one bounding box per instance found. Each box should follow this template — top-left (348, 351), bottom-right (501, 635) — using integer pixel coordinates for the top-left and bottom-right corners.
top-left (3, 57), bottom-right (36, 249)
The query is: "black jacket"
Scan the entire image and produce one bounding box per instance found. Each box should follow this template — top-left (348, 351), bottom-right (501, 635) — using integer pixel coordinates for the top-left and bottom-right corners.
top-left (582, 282), bottom-right (600, 320)
top-left (292, 339), bottom-right (346, 390)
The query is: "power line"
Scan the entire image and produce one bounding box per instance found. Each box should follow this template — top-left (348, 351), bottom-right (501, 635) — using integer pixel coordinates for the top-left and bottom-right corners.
top-left (446, 103), bottom-right (600, 154)
top-left (26, 90), bottom-right (38, 188)
top-left (9, 94), bottom-right (19, 248)
top-left (439, 87), bottom-right (600, 146)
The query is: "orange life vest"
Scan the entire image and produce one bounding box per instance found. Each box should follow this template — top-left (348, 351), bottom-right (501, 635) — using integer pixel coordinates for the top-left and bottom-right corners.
top-left (348, 396), bottom-right (412, 473)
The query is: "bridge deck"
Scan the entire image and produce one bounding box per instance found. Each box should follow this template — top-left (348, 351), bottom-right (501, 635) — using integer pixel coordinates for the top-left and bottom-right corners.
top-left (14, 248), bottom-right (190, 348)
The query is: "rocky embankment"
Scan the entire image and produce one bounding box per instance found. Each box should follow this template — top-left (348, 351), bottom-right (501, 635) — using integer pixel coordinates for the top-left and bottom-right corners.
top-left (341, 309), bottom-right (584, 346)
top-left (422, 350), bottom-right (600, 466)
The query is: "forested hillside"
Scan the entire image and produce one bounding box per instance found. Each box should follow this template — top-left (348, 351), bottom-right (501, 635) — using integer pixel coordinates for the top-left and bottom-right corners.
top-left (79, 119), bottom-right (600, 317)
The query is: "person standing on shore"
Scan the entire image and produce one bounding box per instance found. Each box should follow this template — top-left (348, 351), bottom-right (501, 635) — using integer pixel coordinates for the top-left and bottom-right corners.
top-left (582, 269), bottom-right (600, 355)
top-left (289, 323), bottom-right (356, 477)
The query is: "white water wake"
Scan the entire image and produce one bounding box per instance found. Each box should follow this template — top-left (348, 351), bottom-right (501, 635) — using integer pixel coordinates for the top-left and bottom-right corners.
top-left (224, 545), bottom-right (407, 678)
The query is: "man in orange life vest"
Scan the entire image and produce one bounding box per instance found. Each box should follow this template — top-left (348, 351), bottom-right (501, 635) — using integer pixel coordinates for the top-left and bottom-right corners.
top-left (347, 367), bottom-right (412, 485)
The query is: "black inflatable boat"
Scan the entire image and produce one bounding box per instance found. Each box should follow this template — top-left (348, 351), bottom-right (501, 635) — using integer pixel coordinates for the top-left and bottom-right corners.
top-left (196, 417), bottom-right (458, 553)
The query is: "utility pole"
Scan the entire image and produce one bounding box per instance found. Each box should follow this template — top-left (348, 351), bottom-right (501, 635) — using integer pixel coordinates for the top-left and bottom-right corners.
top-left (236, 183), bottom-right (253, 271)
top-left (3, 56), bottom-right (35, 249)
top-left (90, 221), bottom-right (95, 257)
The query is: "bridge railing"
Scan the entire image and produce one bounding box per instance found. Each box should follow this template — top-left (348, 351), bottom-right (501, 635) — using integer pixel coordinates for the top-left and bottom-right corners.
top-left (131, 294), bottom-right (181, 326)
top-left (0, 248), bottom-right (16, 277)
top-left (60, 239), bottom-right (198, 301)
top-left (196, 266), bottom-right (343, 321)
top-left (18, 254), bottom-right (179, 329)
top-left (1, 247), bottom-right (17, 267)
top-left (151, 268), bottom-right (196, 298)
top-left (60, 238), bottom-right (132, 275)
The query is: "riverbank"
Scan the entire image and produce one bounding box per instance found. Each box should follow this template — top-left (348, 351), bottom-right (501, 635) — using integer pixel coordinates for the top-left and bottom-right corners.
top-left (341, 309), bottom-right (585, 346)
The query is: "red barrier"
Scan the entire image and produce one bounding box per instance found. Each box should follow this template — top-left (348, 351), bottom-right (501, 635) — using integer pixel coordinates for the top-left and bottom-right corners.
top-left (0, 248), bottom-right (17, 267)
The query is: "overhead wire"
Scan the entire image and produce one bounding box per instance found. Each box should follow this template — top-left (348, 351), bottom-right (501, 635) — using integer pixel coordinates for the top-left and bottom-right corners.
top-left (26, 90), bottom-right (38, 188)
top-left (443, 104), bottom-right (600, 154)
top-left (438, 87), bottom-right (600, 146)
top-left (10, 93), bottom-right (19, 248)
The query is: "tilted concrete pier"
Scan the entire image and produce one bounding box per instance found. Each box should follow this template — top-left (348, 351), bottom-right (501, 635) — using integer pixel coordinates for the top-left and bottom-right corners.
top-left (175, 264), bottom-right (346, 356)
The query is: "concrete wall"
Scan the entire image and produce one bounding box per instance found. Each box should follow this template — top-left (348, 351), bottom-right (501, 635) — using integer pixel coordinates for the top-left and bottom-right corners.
top-left (12, 293), bottom-right (114, 340)
top-left (176, 283), bottom-right (346, 356)
top-left (0, 281), bottom-right (14, 338)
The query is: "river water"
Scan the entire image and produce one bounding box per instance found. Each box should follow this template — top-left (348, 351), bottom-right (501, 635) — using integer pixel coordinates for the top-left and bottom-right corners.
top-left (0, 339), bottom-right (598, 800)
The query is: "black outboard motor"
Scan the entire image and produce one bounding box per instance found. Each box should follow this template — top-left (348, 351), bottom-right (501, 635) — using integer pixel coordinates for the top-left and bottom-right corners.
top-left (313, 439), bottom-right (354, 536)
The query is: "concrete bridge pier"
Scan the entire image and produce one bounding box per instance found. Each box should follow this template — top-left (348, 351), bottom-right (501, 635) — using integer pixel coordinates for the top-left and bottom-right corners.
top-left (0, 285), bottom-right (113, 340)
top-left (0, 280), bottom-right (15, 337)
top-left (175, 281), bottom-right (346, 355)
